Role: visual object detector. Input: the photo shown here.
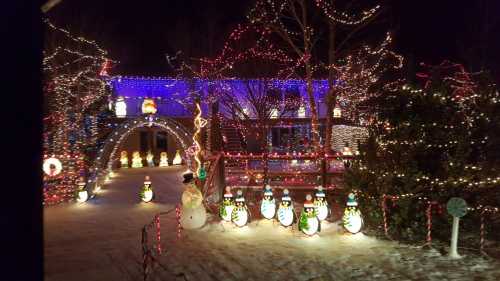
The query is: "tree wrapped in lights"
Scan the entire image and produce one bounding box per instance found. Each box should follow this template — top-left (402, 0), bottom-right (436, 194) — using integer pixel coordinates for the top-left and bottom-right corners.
top-left (43, 18), bottom-right (112, 204)
top-left (248, 0), bottom-right (401, 152)
top-left (345, 62), bottom-right (500, 239)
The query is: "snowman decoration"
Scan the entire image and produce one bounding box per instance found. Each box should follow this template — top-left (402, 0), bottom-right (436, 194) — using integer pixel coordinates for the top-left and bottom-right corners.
top-left (260, 185), bottom-right (276, 220)
top-left (139, 176), bottom-right (154, 202)
top-left (131, 151), bottom-right (143, 168)
top-left (276, 189), bottom-right (296, 227)
top-left (314, 186), bottom-right (330, 221)
top-left (159, 152), bottom-right (169, 167)
top-left (120, 151), bottom-right (129, 168)
top-left (180, 172), bottom-right (207, 229)
top-left (299, 194), bottom-right (321, 236)
top-left (342, 193), bottom-right (363, 234)
top-left (146, 151), bottom-right (155, 167)
top-left (219, 186), bottom-right (235, 222)
top-left (231, 190), bottom-right (250, 227)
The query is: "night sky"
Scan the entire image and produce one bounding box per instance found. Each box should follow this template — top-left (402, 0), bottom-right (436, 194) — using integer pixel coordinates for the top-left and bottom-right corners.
top-left (47, 0), bottom-right (500, 80)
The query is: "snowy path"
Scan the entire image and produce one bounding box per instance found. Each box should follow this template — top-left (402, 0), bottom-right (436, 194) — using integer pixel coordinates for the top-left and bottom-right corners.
top-left (44, 166), bottom-right (186, 281)
top-left (45, 166), bottom-right (500, 281)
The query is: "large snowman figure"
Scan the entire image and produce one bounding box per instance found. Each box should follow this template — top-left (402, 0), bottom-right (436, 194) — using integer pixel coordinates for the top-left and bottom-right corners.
top-left (313, 186), bottom-right (330, 221)
top-left (342, 193), bottom-right (363, 234)
top-left (180, 172), bottom-right (207, 229)
top-left (276, 189), bottom-right (296, 227)
top-left (231, 190), bottom-right (250, 227)
top-left (159, 152), bottom-right (169, 167)
top-left (260, 184), bottom-right (276, 220)
top-left (219, 186), bottom-right (235, 222)
top-left (299, 194), bottom-right (321, 236)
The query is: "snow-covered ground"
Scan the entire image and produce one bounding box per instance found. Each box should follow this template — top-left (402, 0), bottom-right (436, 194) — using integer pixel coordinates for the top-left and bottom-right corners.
top-left (45, 166), bottom-right (500, 281)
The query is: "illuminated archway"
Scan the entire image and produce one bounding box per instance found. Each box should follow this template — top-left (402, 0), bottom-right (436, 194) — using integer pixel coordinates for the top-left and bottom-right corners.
top-left (90, 115), bottom-right (194, 186)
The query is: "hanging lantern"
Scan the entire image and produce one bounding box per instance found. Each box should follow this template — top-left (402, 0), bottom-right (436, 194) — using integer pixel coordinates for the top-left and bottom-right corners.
top-left (115, 96), bottom-right (127, 118)
top-left (43, 157), bottom-right (63, 177)
top-left (333, 106), bottom-right (341, 118)
top-left (76, 177), bottom-right (88, 203)
top-left (142, 98), bottom-right (157, 114)
top-left (173, 150), bottom-right (183, 165)
top-left (159, 151), bottom-right (169, 167)
top-left (343, 193), bottom-right (363, 234)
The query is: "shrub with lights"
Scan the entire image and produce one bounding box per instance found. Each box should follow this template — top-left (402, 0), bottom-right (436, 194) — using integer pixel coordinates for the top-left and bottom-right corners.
top-left (344, 62), bottom-right (500, 240)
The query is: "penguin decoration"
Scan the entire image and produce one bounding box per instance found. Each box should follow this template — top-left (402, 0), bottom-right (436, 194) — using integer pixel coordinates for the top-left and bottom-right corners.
top-left (342, 193), bottom-right (363, 234)
top-left (299, 194), bottom-right (321, 236)
top-left (219, 186), bottom-right (235, 222)
top-left (231, 190), bottom-right (250, 227)
top-left (313, 186), bottom-right (330, 221)
top-left (276, 189), bottom-right (296, 227)
top-left (260, 184), bottom-right (276, 220)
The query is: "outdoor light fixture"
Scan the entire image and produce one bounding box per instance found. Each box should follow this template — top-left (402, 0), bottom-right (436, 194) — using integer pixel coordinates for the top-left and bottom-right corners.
top-left (115, 96), bottom-right (127, 118)
top-left (333, 106), bottom-right (341, 118)
top-left (43, 157), bottom-right (63, 177)
top-left (141, 98), bottom-right (157, 114)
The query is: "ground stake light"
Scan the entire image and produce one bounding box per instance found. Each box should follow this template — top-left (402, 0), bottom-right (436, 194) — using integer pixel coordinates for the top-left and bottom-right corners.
top-left (260, 184), bottom-right (276, 220)
top-left (159, 152), bottom-right (169, 167)
top-left (131, 151), bottom-right (143, 168)
top-left (343, 193), bottom-right (363, 234)
top-left (447, 197), bottom-right (468, 259)
top-left (277, 189), bottom-right (295, 227)
top-left (120, 151), bottom-right (129, 168)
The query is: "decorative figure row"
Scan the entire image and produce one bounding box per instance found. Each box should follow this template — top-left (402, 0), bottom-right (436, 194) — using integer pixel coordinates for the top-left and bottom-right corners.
top-left (219, 185), bottom-right (363, 236)
top-left (119, 150), bottom-right (183, 168)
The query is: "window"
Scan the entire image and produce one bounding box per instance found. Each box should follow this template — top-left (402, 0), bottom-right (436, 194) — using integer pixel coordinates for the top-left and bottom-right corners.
top-left (156, 132), bottom-right (168, 151)
top-left (140, 131), bottom-right (149, 152)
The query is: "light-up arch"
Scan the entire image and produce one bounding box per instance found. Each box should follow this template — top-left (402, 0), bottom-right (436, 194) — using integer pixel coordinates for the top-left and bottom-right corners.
top-left (90, 115), bottom-right (194, 187)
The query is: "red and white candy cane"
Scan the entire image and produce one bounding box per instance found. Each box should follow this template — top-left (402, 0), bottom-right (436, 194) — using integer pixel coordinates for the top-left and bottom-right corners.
top-left (381, 194), bottom-right (389, 238)
top-left (176, 204), bottom-right (182, 239)
top-left (425, 201), bottom-right (433, 246)
top-left (480, 209), bottom-right (486, 255)
top-left (155, 215), bottom-right (161, 255)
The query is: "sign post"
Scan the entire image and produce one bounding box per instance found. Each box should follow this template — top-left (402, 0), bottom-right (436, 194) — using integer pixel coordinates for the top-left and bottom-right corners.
top-left (446, 197), bottom-right (468, 259)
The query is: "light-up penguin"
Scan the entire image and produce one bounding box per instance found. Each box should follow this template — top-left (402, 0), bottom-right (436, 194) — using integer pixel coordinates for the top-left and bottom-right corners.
top-left (260, 184), bottom-right (276, 220)
top-left (343, 193), bottom-right (363, 234)
top-left (146, 150), bottom-right (155, 167)
top-left (120, 151), bottom-right (129, 168)
top-left (159, 152), bottom-right (169, 167)
top-left (231, 190), bottom-right (250, 227)
top-left (76, 177), bottom-right (88, 203)
top-left (313, 186), bottom-right (330, 221)
top-left (131, 151), bottom-right (143, 168)
top-left (299, 194), bottom-right (321, 236)
top-left (140, 175), bottom-right (154, 202)
top-left (276, 189), bottom-right (296, 227)
top-left (219, 186), bottom-right (235, 222)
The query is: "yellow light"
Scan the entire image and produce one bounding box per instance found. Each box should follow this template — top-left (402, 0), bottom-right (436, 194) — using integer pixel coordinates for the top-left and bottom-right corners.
top-left (131, 151), bottom-right (143, 168)
top-left (141, 98), bottom-right (157, 114)
top-left (159, 151), bottom-right (169, 167)
top-left (76, 190), bottom-right (88, 203)
top-left (333, 107), bottom-right (342, 118)
top-left (120, 151), bottom-right (129, 168)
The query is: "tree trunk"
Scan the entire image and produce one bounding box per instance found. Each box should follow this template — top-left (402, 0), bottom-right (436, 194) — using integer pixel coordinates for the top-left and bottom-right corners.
top-left (325, 19), bottom-right (336, 154)
top-left (305, 63), bottom-right (320, 151)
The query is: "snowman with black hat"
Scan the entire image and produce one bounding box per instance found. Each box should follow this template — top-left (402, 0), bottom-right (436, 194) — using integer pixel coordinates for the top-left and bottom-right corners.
top-left (179, 170), bottom-right (207, 229)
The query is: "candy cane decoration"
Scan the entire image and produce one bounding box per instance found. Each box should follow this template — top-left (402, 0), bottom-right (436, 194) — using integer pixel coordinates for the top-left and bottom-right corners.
top-left (426, 201), bottom-right (433, 246)
top-left (381, 194), bottom-right (389, 237)
top-left (480, 209), bottom-right (486, 255)
top-left (176, 204), bottom-right (182, 239)
top-left (155, 215), bottom-right (161, 255)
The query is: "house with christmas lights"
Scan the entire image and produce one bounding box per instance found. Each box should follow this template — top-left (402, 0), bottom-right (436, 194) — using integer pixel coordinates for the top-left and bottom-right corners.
top-left (105, 76), bottom-right (368, 160)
